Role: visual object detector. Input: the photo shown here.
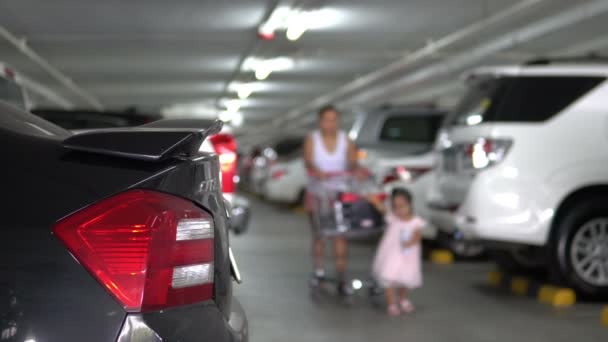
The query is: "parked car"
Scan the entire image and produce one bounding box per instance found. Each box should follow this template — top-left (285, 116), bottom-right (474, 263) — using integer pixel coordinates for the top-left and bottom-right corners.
top-left (0, 62), bottom-right (29, 110)
top-left (264, 156), bottom-right (307, 206)
top-left (427, 57), bottom-right (608, 297)
top-left (349, 104), bottom-right (445, 183)
top-left (248, 136), bottom-right (303, 196)
top-left (0, 103), bottom-right (248, 341)
top-left (349, 105), bottom-right (445, 241)
top-left (30, 111), bottom-right (250, 235)
top-left (134, 118), bottom-right (250, 235)
top-left (32, 108), bottom-right (162, 129)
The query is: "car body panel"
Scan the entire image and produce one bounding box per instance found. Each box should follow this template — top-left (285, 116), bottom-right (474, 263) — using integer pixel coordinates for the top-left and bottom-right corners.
top-left (264, 157), bottom-right (307, 204)
top-left (429, 66), bottom-right (608, 247)
top-left (1, 107), bottom-right (246, 342)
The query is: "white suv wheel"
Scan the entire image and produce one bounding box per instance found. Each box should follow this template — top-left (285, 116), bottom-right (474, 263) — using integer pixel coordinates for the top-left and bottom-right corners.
top-left (570, 218), bottom-right (608, 287)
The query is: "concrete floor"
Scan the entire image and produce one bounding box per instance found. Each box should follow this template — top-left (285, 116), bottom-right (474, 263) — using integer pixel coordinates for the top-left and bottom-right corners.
top-left (232, 197), bottom-right (608, 342)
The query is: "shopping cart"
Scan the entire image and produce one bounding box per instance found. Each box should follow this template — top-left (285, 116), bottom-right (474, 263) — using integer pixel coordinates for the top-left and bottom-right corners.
top-left (307, 171), bottom-right (386, 302)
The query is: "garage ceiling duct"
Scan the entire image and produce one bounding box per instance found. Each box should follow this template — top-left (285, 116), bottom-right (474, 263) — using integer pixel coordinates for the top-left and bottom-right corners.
top-left (0, 25), bottom-right (103, 110)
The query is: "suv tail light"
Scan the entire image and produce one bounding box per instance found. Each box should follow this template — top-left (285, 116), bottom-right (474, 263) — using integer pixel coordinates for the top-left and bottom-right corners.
top-left (53, 190), bottom-right (214, 312)
top-left (463, 138), bottom-right (512, 170)
top-left (3, 66), bottom-right (15, 80)
top-left (210, 133), bottom-right (238, 193)
top-left (382, 166), bottom-right (431, 184)
top-left (271, 169), bottom-right (286, 180)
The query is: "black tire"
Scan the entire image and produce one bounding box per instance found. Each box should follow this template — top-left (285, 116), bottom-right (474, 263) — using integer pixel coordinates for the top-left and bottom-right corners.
top-left (551, 198), bottom-right (608, 299)
top-left (292, 189), bottom-right (306, 208)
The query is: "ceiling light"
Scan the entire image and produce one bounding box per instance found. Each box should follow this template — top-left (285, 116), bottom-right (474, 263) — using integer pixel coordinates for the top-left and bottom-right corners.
top-left (236, 84), bottom-right (253, 99)
top-left (255, 67), bottom-right (271, 80)
top-left (218, 111), bottom-right (233, 122)
top-left (224, 99), bottom-right (241, 113)
top-left (286, 24), bottom-right (307, 41)
top-left (244, 57), bottom-right (295, 80)
top-left (231, 112), bottom-right (244, 127)
top-left (286, 11), bottom-right (311, 41)
top-left (257, 6), bottom-right (292, 39)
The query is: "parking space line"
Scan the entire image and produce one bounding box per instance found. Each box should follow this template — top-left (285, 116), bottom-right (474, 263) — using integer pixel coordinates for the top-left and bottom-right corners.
top-left (601, 306), bottom-right (608, 327)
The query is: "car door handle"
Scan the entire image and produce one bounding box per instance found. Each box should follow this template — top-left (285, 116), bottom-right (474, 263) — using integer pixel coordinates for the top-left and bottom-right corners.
top-left (229, 247), bottom-right (242, 284)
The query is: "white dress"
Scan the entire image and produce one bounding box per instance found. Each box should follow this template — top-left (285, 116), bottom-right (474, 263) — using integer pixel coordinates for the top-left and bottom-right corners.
top-left (373, 214), bottom-right (425, 289)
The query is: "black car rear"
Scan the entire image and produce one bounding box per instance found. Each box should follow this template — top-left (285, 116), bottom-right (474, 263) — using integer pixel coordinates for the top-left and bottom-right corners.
top-left (0, 103), bottom-right (247, 341)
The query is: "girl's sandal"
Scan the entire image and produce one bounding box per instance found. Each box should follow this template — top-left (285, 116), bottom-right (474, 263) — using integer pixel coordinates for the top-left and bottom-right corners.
top-left (400, 299), bottom-right (415, 314)
top-left (387, 304), bottom-right (401, 317)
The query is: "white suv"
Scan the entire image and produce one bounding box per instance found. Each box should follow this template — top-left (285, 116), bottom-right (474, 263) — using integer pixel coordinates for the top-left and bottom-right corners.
top-left (428, 58), bottom-right (608, 297)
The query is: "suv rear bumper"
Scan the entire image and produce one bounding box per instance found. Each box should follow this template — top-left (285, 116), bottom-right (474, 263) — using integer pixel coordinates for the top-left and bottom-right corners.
top-left (118, 298), bottom-right (248, 342)
top-left (428, 170), bottom-right (553, 246)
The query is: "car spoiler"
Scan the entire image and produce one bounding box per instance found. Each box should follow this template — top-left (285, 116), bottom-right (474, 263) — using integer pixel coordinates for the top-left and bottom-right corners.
top-left (62, 119), bottom-right (223, 162)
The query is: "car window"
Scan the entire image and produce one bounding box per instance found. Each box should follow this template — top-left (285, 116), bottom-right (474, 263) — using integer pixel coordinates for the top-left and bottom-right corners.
top-left (0, 77), bottom-right (26, 110)
top-left (0, 102), bottom-right (70, 138)
top-left (379, 115), bottom-right (443, 144)
top-left (274, 138), bottom-right (303, 157)
top-left (446, 76), bottom-right (605, 126)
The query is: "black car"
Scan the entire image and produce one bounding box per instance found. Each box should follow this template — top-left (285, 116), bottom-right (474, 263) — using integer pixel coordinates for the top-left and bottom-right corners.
top-left (0, 103), bottom-right (247, 342)
top-left (31, 108), bottom-right (162, 130)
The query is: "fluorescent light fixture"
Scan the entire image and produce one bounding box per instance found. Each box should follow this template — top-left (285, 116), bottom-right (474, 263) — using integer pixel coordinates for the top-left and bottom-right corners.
top-left (218, 111), bottom-right (244, 127)
top-left (286, 24), bottom-right (307, 41)
top-left (224, 99), bottom-right (241, 113)
top-left (258, 6), bottom-right (341, 40)
top-left (219, 111), bottom-right (233, 122)
top-left (237, 84), bottom-right (253, 99)
top-left (255, 67), bottom-right (271, 80)
top-left (244, 57), bottom-right (294, 80)
top-left (231, 112), bottom-right (244, 127)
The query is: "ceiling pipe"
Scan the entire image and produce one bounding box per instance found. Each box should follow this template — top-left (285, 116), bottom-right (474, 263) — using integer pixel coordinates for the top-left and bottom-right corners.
top-left (281, 0), bottom-right (608, 130)
top-left (0, 25), bottom-right (103, 110)
top-left (18, 75), bottom-right (74, 109)
top-left (270, 0), bottom-right (547, 128)
top-left (333, 0), bottom-right (608, 110)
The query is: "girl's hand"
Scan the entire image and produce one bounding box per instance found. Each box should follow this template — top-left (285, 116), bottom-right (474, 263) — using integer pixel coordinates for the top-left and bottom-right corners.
top-left (404, 230), bottom-right (422, 247)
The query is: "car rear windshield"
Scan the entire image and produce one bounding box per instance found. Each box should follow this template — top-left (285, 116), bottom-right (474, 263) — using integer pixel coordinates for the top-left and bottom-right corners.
top-left (0, 103), bottom-right (70, 138)
top-left (274, 138), bottom-right (303, 158)
top-left (0, 77), bottom-right (26, 110)
top-left (379, 115), bottom-right (443, 143)
top-left (445, 75), bottom-right (605, 126)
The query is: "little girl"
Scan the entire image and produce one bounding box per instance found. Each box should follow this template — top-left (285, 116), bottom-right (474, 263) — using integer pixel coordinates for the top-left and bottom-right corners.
top-left (368, 188), bottom-right (425, 316)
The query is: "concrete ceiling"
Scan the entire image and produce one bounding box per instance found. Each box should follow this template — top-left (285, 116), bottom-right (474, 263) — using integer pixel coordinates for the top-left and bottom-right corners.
top-left (0, 0), bottom-right (607, 136)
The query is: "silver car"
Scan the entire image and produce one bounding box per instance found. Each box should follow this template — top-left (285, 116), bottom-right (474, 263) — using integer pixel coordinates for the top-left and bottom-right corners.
top-left (349, 105), bottom-right (445, 182)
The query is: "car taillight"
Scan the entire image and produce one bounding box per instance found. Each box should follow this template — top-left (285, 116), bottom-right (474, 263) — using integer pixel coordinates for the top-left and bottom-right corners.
top-left (271, 169), bottom-right (286, 180)
top-left (3, 66), bottom-right (15, 80)
top-left (463, 138), bottom-right (512, 170)
top-left (53, 190), bottom-right (214, 312)
top-left (210, 133), bottom-right (238, 193)
top-left (382, 166), bottom-right (431, 184)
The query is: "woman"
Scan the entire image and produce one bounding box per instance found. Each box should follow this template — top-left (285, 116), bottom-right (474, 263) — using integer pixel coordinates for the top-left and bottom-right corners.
top-left (304, 105), bottom-right (359, 293)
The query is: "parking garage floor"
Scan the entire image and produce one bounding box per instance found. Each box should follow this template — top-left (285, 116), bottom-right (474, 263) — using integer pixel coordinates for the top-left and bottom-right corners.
top-left (232, 196), bottom-right (608, 342)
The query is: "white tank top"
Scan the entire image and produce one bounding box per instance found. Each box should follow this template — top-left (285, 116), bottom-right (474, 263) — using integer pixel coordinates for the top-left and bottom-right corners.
top-left (312, 130), bottom-right (348, 173)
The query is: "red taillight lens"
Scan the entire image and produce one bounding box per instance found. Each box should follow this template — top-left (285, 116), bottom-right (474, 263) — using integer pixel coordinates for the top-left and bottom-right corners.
top-left (341, 192), bottom-right (360, 203)
top-left (53, 190), bottom-right (214, 312)
top-left (382, 166), bottom-right (431, 184)
top-left (463, 138), bottom-right (512, 170)
top-left (3, 66), bottom-right (15, 80)
top-left (271, 169), bottom-right (286, 180)
top-left (210, 133), bottom-right (238, 193)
